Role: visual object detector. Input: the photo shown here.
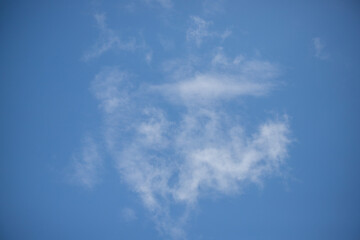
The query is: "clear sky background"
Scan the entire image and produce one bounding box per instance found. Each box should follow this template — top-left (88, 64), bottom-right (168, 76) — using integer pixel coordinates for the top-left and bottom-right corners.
top-left (1, 0), bottom-right (360, 239)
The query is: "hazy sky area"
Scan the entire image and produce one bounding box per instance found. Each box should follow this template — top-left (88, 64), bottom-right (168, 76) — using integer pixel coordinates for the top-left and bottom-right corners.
top-left (1, 0), bottom-right (360, 239)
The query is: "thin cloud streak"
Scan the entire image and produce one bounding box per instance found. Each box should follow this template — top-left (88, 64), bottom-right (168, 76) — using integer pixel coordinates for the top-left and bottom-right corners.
top-left (82, 14), bottom-right (144, 61)
top-left (154, 49), bottom-right (279, 106)
top-left (154, 73), bottom-right (272, 104)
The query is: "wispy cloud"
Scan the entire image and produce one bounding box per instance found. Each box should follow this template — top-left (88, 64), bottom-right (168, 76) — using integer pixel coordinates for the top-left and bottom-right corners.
top-left (186, 16), bottom-right (212, 46)
top-left (90, 47), bottom-right (290, 238)
top-left (186, 16), bottom-right (231, 47)
top-left (77, 13), bottom-right (291, 239)
top-left (313, 37), bottom-right (330, 60)
top-left (70, 136), bottom-right (102, 189)
top-left (82, 14), bottom-right (143, 61)
top-left (202, 0), bottom-right (225, 15)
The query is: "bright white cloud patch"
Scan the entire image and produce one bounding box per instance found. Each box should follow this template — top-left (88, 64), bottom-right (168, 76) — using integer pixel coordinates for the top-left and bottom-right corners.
top-left (154, 73), bottom-right (270, 104)
top-left (155, 48), bottom-right (279, 106)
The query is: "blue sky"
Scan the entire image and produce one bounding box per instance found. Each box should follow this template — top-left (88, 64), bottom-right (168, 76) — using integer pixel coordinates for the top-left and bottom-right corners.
top-left (1, 0), bottom-right (360, 239)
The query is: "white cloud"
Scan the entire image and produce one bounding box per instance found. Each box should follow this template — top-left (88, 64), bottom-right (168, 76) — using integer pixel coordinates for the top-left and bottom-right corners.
top-left (91, 67), bottom-right (130, 114)
top-left (313, 37), bottom-right (330, 60)
top-left (220, 29), bottom-right (232, 40)
top-left (78, 12), bottom-right (290, 238)
top-left (173, 114), bottom-right (290, 203)
top-left (137, 108), bottom-right (170, 147)
top-left (71, 136), bottom-right (102, 189)
top-left (154, 73), bottom-right (271, 105)
top-left (89, 48), bottom-right (290, 238)
top-left (211, 47), bottom-right (230, 66)
top-left (186, 16), bottom-right (231, 47)
top-left (154, 49), bottom-right (279, 106)
top-left (82, 14), bottom-right (142, 61)
top-left (186, 16), bottom-right (212, 47)
top-left (161, 56), bottom-right (201, 80)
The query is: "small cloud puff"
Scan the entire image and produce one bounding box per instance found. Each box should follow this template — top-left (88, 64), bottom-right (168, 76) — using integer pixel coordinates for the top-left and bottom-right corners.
top-left (313, 37), bottom-right (330, 60)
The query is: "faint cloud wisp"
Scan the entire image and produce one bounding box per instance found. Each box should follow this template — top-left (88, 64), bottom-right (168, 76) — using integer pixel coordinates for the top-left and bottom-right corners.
top-left (75, 12), bottom-right (292, 240)
top-left (313, 37), bottom-right (330, 60)
top-left (122, 207), bottom-right (137, 222)
top-left (186, 16), bottom-right (231, 47)
top-left (82, 13), bottom-right (144, 61)
top-left (89, 49), bottom-right (290, 238)
top-left (70, 136), bottom-right (102, 189)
